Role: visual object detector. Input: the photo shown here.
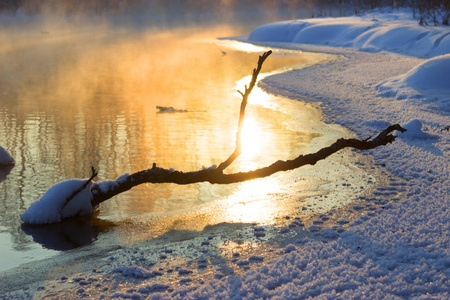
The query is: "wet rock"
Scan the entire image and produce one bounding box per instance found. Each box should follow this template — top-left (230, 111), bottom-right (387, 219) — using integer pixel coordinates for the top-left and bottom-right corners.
top-left (178, 268), bottom-right (193, 276)
top-left (180, 278), bottom-right (192, 285)
top-left (249, 255), bottom-right (264, 263)
top-left (280, 227), bottom-right (290, 233)
top-left (293, 220), bottom-right (304, 226)
top-left (337, 219), bottom-right (349, 225)
top-left (236, 260), bottom-right (249, 266)
top-left (284, 245), bottom-right (296, 253)
top-left (309, 225), bottom-right (321, 232)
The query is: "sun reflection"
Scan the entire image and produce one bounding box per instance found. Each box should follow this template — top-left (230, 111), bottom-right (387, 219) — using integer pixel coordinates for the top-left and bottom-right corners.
top-left (222, 178), bottom-right (282, 224)
top-left (240, 117), bottom-right (263, 160)
top-left (233, 74), bottom-right (274, 107)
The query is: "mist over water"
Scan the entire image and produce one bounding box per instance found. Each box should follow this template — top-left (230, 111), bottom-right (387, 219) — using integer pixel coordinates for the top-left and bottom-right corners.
top-left (0, 8), bottom-right (361, 272)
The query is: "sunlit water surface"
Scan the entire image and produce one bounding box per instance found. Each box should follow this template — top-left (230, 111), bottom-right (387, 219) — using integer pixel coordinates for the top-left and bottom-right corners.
top-left (0, 24), bottom-right (371, 272)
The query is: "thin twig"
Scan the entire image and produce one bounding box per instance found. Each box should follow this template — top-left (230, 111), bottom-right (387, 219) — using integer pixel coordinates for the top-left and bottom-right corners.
top-left (216, 50), bottom-right (272, 172)
top-left (61, 166), bottom-right (98, 210)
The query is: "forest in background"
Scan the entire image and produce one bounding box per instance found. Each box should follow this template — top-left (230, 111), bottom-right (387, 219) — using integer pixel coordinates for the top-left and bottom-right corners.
top-left (0, 0), bottom-right (449, 25)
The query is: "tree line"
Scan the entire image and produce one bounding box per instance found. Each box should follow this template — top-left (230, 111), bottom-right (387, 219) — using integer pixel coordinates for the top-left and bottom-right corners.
top-left (0, 0), bottom-right (448, 25)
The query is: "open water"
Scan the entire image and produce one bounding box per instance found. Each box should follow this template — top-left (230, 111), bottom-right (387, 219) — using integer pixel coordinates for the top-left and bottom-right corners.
top-left (0, 18), bottom-right (373, 272)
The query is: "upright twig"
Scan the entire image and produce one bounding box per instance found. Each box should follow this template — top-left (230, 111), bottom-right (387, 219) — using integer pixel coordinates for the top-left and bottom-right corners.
top-left (61, 166), bottom-right (98, 210)
top-left (216, 50), bottom-right (272, 172)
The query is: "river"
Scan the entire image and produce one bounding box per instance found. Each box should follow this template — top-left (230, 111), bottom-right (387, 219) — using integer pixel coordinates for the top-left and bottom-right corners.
top-left (0, 19), bottom-right (376, 273)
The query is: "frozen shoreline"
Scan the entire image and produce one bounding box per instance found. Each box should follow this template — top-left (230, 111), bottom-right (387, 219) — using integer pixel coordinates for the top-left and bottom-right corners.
top-left (2, 10), bottom-right (450, 299)
top-left (0, 47), bottom-right (391, 298)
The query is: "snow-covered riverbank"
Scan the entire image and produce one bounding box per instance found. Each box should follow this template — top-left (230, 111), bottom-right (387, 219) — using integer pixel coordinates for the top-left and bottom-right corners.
top-left (2, 8), bottom-right (449, 299)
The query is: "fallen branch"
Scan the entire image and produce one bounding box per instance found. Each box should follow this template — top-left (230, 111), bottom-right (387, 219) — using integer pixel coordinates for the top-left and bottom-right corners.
top-left (89, 51), bottom-right (406, 207)
top-left (51, 50), bottom-right (406, 212)
top-left (91, 124), bottom-right (405, 207)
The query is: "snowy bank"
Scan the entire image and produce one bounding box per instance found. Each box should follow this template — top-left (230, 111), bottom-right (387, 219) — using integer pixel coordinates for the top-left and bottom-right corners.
top-left (376, 53), bottom-right (450, 112)
top-left (2, 10), bottom-right (450, 299)
top-left (249, 9), bottom-right (450, 58)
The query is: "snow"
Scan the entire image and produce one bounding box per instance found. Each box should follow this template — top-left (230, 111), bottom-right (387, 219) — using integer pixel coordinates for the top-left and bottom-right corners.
top-left (0, 146), bottom-right (14, 166)
top-left (20, 179), bottom-right (94, 225)
top-left (94, 173), bottom-right (129, 194)
top-left (249, 9), bottom-right (450, 57)
top-left (376, 54), bottom-right (450, 111)
top-left (395, 119), bottom-right (438, 140)
top-left (4, 8), bottom-right (450, 299)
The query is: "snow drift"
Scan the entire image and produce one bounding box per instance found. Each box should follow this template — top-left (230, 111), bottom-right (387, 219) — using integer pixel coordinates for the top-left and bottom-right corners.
top-left (376, 54), bottom-right (450, 111)
top-left (248, 9), bottom-right (450, 57)
top-left (248, 9), bottom-right (450, 111)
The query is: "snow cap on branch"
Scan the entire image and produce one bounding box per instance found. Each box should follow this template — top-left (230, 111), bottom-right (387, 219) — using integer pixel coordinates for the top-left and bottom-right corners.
top-left (21, 179), bottom-right (94, 225)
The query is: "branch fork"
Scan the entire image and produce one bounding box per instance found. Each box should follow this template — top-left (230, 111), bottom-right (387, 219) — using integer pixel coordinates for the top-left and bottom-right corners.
top-left (59, 50), bottom-right (406, 209)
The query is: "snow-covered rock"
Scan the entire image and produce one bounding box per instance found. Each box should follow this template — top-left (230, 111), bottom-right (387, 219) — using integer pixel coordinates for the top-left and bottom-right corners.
top-left (397, 119), bottom-right (436, 139)
top-left (21, 179), bottom-right (94, 225)
top-left (0, 146), bottom-right (14, 166)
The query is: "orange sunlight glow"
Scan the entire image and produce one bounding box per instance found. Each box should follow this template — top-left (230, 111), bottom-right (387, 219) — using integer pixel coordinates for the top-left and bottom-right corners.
top-left (222, 177), bottom-right (282, 224)
top-left (240, 117), bottom-right (264, 162)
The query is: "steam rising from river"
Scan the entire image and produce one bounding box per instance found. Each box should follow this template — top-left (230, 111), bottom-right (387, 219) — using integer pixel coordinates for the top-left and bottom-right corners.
top-left (0, 8), bottom-right (373, 272)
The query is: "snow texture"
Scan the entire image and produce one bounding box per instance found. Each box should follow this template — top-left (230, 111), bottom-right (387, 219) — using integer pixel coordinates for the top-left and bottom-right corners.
top-left (6, 8), bottom-right (450, 299)
top-left (376, 54), bottom-right (450, 111)
top-left (249, 9), bottom-right (450, 57)
top-left (20, 179), bottom-right (94, 225)
top-left (0, 146), bottom-right (14, 166)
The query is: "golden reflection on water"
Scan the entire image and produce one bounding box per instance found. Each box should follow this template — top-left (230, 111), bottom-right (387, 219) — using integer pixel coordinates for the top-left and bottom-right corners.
top-left (222, 178), bottom-right (281, 224)
top-left (241, 116), bottom-right (264, 163)
top-left (0, 24), bottom-right (339, 263)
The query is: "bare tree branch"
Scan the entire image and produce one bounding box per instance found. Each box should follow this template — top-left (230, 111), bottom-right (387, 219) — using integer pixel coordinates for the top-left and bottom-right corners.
top-left (90, 124), bottom-right (406, 207)
top-left (216, 50), bottom-right (272, 172)
top-left (62, 166), bottom-right (97, 210)
top-left (83, 51), bottom-right (406, 209)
